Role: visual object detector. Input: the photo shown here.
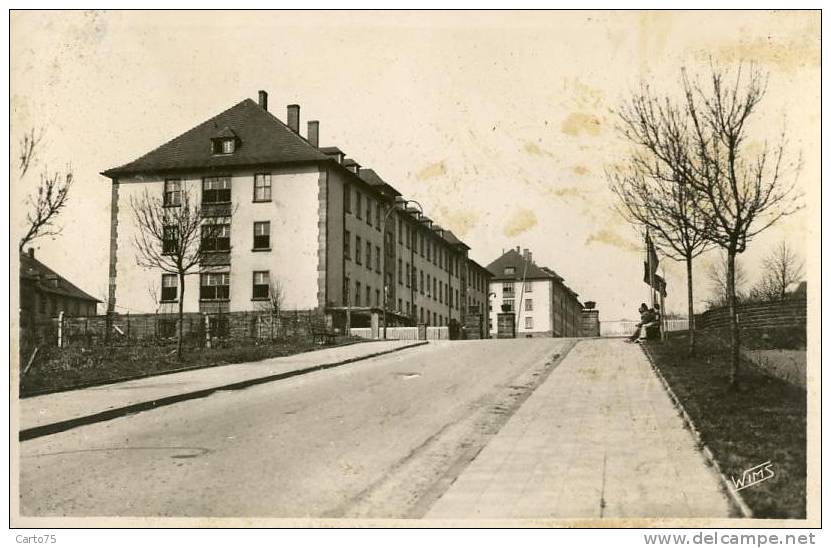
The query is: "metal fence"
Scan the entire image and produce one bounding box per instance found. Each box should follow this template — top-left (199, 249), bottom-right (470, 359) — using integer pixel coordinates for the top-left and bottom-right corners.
top-left (599, 318), bottom-right (690, 337)
top-left (349, 326), bottom-right (448, 341)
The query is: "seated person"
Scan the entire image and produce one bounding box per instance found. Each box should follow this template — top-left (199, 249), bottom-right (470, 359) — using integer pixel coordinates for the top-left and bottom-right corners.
top-left (627, 303), bottom-right (654, 342)
top-left (640, 304), bottom-right (661, 341)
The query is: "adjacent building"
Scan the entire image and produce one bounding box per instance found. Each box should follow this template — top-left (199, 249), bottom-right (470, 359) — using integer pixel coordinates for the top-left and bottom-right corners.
top-left (20, 248), bottom-right (100, 321)
top-left (486, 247), bottom-right (584, 338)
top-left (102, 90), bottom-right (486, 330)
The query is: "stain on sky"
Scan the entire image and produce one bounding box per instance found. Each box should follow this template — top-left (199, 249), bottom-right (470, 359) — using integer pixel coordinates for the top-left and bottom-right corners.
top-left (503, 208), bottom-right (537, 238)
top-left (584, 228), bottom-right (640, 253)
top-left (561, 112), bottom-right (602, 137)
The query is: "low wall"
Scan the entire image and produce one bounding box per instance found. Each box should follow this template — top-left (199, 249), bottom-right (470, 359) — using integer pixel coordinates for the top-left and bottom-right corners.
top-left (695, 299), bottom-right (806, 330)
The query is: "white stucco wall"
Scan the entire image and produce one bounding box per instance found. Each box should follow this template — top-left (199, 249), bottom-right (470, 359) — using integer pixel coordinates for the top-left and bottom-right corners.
top-left (488, 279), bottom-right (552, 336)
top-left (113, 167), bottom-right (320, 314)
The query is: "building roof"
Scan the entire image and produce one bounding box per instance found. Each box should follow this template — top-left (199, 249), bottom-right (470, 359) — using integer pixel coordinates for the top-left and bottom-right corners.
top-left (20, 251), bottom-right (101, 303)
top-left (319, 146), bottom-right (344, 155)
top-left (486, 249), bottom-right (560, 281)
top-left (102, 98), bottom-right (331, 177)
top-left (358, 168), bottom-right (402, 197)
top-left (468, 258), bottom-right (493, 276)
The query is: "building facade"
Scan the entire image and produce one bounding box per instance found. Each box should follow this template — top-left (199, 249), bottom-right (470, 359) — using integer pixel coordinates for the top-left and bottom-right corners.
top-left (102, 90), bottom-right (484, 330)
top-left (486, 247), bottom-right (584, 338)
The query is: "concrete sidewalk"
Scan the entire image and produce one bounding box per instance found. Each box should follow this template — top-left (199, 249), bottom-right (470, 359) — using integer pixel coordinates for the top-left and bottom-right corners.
top-left (19, 340), bottom-right (423, 437)
top-left (426, 338), bottom-right (732, 519)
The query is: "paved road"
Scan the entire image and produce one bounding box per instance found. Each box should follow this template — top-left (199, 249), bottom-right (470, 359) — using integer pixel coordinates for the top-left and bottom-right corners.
top-left (20, 339), bottom-right (572, 518)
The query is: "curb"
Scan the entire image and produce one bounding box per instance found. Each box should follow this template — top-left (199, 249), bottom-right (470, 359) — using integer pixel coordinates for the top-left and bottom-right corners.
top-left (640, 344), bottom-right (754, 519)
top-left (19, 341), bottom-right (428, 442)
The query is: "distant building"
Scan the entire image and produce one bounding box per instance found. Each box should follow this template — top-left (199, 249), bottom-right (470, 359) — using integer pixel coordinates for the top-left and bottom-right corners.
top-left (486, 247), bottom-right (584, 338)
top-left (19, 248), bottom-right (100, 321)
top-left (101, 90), bottom-right (486, 329)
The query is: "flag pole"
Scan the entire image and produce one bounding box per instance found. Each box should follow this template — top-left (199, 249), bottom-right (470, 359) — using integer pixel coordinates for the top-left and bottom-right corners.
top-left (647, 230), bottom-right (656, 309)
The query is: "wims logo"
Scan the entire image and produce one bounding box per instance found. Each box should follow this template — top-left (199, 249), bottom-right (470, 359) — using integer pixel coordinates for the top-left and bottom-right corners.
top-left (731, 460), bottom-right (775, 491)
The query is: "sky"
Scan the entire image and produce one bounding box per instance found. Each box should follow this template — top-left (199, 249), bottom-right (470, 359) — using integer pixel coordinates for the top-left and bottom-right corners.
top-left (10, 10), bottom-right (819, 321)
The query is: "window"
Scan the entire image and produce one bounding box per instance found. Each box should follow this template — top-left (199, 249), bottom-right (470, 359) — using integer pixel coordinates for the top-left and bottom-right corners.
top-left (253, 221), bottom-right (270, 250)
top-left (344, 230), bottom-right (351, 259)
top-left (419, 233), bottom-right (424, 257)
top-left (164, 179), bottom-right (181, 207)
top-left (525, 299), bottom-right (534, 311)
top-left (406, 263), bottom-right (411, 288)
top-left (525, 282), bottom-right (533, 293)
top-left (366, 285), bottom-right (371, 307)
top-left (211, 137), bottom-right (236, 155)
top-left (366, 241), bottom-right (372, 270)
top-left (503, 299), bottom-right (515, 312)
top-left (427, 240), bottom-right (432, 262)
top-left (344, 183), bottom-right (352, 213)
top-left (200, 272), bottom-right (230, 300)
top-left (406, 225), bottom-right (411, 249)
top-left (211, 138), bottom-right (235, 155)
top-left (525, 317), bottom-right (534, 329)
top-left (427, 274), bottom-right (431, 297)
top-left (355, 281), bottom-right (362, 306)
top-left (433, 278), bottom-right (437, 301)
top-left (375, 245), bottom-right (381, 272)
top-left (398, 298), bottom-right (402, 312)
top-left (503, 281), bottom-right (515, 295)
top-left (356, 192), bottom-right (363, 219)
top-left (375, 202), bottom-right (381, 230)
top-left (455, 288), bottom-right (459, 309)
top-left (254, 174), bottom-right (271, 202)
top-left (398, 259), bottom-right (403, 284)
top-left (419, 270), bottom-right (424, 294)
top-left (162, 225), bottom-right (178, 254)
top-left (252, 271), bottom-right (269, 300)
top-left (385, 232), bottom-right (394, 256)
top-left (366, 197), bottom-right (372, 226)
top-left (203, 176), bottom-right (231, 203)
top-left (398, 218), bottom-right (403, 244)
top-left (343, 276), bottom-right (350, 305)
top-left (356, 236), bottom-right (362, 264)
top-left (202, 223), bottom-right (231, 252)
top-left (504, 266), bottom-right (515, 276)
top-left (375, 289), bottom-right (380, 307)
top-left (161, 274), bottom-right (178, 302)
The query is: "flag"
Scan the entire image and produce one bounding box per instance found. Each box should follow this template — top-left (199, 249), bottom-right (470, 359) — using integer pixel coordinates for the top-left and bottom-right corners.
top-left (646, 231), bottom-right (659, 278)
top-left (643, 262), bottom-right (668, 297)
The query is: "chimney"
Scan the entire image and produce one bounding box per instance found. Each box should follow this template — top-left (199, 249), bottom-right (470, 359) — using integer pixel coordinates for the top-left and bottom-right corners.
top-left (516, 246), bottom-right (520, 254)
top-left (27, 248), bottom-right (34, 258)
top-left (258, 90), bottom-right (268, 111)
top-left (287, 104), bottom-right (300, 133)
top-left (307, 120), bottom-right (319, 147)
top-left (523, 248), bottom-right (532, 263)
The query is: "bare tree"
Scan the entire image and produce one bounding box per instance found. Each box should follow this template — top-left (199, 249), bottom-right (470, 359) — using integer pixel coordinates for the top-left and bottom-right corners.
top-left (749, 240), bottom-right (804, 302)
top-left (17, 128), bottom-right (74, 251)
top-left (616, 63), bottom-right (801, 389)
top-left (706, 251), bottom-right (748, 308)
top-left (131, 186), bottom-right (226, 359)
top-left (678, 64), bottom-right (802, 389)
top-left (256, 278), bottom-right (285, 338)
top-left (609, 128), bottom-right (713, 354)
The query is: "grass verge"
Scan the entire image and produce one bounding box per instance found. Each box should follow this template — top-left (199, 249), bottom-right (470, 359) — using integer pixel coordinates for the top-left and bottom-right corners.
top-left (645, 330), bottom-right (806, 519)
top-left (21, 336), bottom-right (365, 397)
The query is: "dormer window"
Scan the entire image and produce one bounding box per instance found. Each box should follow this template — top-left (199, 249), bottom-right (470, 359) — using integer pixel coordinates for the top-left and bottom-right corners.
top-left (211, 127), bottom-right (239, 155)
top-left (212, 138), bottom-right (236, 155)
top-left (504, 266), bottom-right (516, 275)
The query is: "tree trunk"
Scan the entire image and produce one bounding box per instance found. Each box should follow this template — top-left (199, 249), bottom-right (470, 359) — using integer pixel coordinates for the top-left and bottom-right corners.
top-left (726, 250), bottom-right (740, 390)
top-left (686, 255), bottom-right (696, 357)
top-left (177, 272), bottom-right (185, 361)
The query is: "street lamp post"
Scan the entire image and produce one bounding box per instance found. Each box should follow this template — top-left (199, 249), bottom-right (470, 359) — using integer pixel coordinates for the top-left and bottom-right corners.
top-left (381, 197), bottom-right (423, 339)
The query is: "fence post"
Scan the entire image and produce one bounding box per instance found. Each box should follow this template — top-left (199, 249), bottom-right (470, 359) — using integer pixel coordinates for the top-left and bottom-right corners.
top-left (57, 311), bottom-right (64, 348)
top-left (126, 312), bottom-right (131, 340)
top-left (204, 314), bottom-right (211, 349)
